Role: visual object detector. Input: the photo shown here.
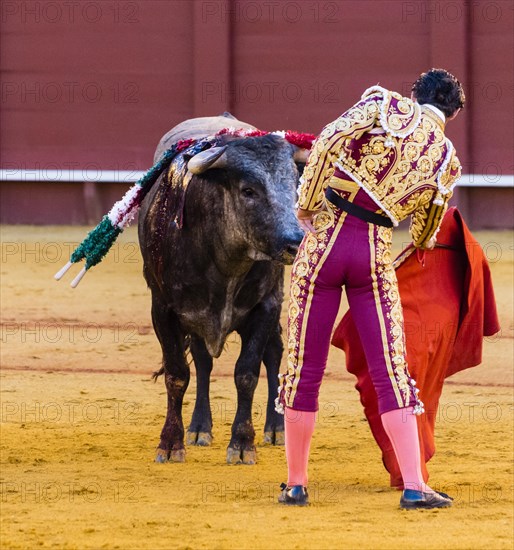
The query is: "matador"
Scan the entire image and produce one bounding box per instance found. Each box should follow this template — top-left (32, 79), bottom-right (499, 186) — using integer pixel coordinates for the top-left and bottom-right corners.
top-left (276, 69), bottom-right (465, 509)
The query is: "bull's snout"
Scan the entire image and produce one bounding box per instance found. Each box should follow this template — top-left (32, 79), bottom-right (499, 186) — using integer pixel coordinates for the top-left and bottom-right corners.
top-left (279, 229), bottom-right (304, 264)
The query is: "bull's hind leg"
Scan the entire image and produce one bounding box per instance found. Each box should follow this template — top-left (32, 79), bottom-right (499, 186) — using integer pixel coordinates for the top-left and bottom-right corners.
top-left (227, 303), bottom-right (276, 465)
top-left (186, 336), bottom-right (213, 446)
top-left (152, 299), bottom-right (190, 463)
top-left (262, 325), bottom-right (285, 446)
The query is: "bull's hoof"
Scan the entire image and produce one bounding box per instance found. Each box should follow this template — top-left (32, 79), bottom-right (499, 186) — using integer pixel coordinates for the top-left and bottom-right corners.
top-left (274, 431), bottom-right (285, 445)
top-left (186, 430), bottom-right (213, 446)
top-left (226, 446), bottom-right (257, 465)
top-left (197, 432), bottom-right (212, 446)
top-left (154, 448), bottom-right (186, 463)
top-left (155, 449), bottom-right (170, 463)
top-left (170, 449), bottom-right (186, 462)
top-left (263, 430), bottom-right (285, 446)
top-left (242, 448), bottom-right (257, 465)
top-left (226, 447), bottom-right (242, 465)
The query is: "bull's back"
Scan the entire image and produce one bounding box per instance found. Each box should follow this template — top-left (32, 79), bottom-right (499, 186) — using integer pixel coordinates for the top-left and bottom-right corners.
top-left (154, 114), bottom-right (256, 161)
top-left (141, 113), bottom-right (256, 258)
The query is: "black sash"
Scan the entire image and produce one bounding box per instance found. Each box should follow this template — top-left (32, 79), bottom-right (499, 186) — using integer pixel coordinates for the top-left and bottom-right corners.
top-left (325, 188), bottom-right (393, 228)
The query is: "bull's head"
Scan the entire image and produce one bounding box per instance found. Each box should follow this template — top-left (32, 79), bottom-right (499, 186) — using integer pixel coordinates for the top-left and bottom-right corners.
top-left (187, 134), bottom-right (305, 265)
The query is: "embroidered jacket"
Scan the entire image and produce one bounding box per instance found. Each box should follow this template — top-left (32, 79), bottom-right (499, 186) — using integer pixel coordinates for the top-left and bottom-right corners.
top-left (297, 85), bottom-right (462, 247)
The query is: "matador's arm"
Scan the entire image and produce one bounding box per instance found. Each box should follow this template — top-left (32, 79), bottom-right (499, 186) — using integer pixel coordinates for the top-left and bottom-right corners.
top-left (410, 149), bottom-right (462, 248)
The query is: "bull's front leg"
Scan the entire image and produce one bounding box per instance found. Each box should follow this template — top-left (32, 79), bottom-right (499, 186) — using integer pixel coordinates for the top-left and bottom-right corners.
top-left (151, 298), bottom-right (190, 463)
top-left (227, 303), bottom-right (276, 465)
top-left (186, 336), bottom-right (214, 446)
top-left (262, 324), bottom-right (285, 445)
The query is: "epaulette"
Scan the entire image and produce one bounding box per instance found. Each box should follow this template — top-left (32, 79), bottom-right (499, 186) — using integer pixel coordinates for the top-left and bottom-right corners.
top-left (361, 85), bottom-right (421, 146)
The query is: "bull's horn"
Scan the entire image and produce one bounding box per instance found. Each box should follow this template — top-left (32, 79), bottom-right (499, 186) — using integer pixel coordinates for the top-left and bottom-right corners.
top-left (292, 145), bottom-right (310, 164)
top-left (187, 146), bottom-right (228, 174)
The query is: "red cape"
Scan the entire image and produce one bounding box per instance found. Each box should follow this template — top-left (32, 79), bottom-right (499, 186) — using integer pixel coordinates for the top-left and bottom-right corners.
top-left (332, 207), bottom-right (500, 488)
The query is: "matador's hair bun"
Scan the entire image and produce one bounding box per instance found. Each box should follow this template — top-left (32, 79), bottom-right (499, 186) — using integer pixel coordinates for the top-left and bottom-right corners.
top-left (412, 68), bottom-right (465, 118)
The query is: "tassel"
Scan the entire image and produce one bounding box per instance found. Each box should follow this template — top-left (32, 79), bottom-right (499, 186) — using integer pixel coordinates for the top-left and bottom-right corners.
top-left (69, 216), bottom-right (122, 270)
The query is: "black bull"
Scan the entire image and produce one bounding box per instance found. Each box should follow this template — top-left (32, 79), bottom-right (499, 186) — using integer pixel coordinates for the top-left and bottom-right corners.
top-left (138, 115), bottom-right (305, 464)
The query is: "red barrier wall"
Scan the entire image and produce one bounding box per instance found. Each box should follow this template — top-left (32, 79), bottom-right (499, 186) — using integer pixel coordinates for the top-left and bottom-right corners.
top-left (1, 0), bottom-right (512, 227)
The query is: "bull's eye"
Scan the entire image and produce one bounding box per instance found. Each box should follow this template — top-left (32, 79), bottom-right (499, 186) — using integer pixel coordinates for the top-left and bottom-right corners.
top-left (241, 187), bottom-right (257, 198)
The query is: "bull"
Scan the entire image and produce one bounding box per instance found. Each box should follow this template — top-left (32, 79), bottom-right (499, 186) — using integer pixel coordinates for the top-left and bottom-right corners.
top-left (138, 114), bottom-right (305, 464)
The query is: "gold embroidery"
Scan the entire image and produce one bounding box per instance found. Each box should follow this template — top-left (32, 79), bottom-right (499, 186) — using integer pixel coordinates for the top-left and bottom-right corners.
top-left (373, 226), bottom-right (412, 405)
top-left (312, 208), bottom-right (335, 232)
top-left (381, 90), bottom-right (421, 137)
top-left (409, 148), bottom-right (461, 247)
top-left (421, 105), bottom-right (446, 130)
top-left (297, 94), bottom-right (381, 211)
top-left (280, 207), bottom-right (346, 408)
top-left (397, 100), bottom-right (410, 114)
top-left (336, 110), bottom-right (457, 226)
top-left (368, 225), bottom-right (404, 408)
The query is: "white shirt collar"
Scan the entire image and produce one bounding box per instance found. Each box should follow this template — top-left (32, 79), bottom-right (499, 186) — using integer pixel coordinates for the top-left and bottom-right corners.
top-left (422, 103), bottom-right (446, 123)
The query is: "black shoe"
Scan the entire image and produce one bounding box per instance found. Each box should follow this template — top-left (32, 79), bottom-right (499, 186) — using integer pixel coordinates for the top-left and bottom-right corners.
top-left (436, 491), bottom-right (454, 501)
top-left (278, 483), bottom-right (309, 506)
top-left (400, 489), bottom-right (452, 510)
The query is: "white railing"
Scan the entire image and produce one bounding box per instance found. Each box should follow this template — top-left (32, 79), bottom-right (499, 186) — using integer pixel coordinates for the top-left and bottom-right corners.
top-left (0, 170), bottom-right (513, 187)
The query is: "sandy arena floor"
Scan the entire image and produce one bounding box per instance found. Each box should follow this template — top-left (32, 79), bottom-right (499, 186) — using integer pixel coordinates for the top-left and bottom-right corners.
top-left (1, 225), bottom-right (513, 550)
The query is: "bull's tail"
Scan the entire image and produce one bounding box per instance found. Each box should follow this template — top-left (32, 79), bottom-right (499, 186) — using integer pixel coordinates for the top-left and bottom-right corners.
top-left (151, 335), bottom-right (192, 381)
top-left (152, 367), bottom-right (165, 381)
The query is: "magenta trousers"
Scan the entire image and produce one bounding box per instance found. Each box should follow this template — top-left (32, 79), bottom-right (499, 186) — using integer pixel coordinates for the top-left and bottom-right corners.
top-left (278, 187), bottom-right (421, 415)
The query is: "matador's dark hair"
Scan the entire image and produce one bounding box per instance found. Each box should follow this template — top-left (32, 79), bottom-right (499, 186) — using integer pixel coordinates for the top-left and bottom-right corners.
top-left (412, 68), bottom-right (465, 118)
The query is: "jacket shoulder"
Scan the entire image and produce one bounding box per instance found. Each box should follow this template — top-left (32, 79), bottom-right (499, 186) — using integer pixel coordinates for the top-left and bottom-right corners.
top-left (364, 86), bottom-right (421, 139)
top-left (361, 85), bottom-right (387, 101)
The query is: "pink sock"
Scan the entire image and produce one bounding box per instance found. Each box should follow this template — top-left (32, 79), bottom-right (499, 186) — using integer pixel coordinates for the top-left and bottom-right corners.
top-left (381, 407), bottom-right (433, 493)
top-left (284, 407), bottom-right (316, 487)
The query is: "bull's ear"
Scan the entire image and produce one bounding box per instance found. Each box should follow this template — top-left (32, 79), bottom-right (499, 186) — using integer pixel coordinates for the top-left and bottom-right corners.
top-left (187, 146), bottom-right (228, 174)
top-left (292, 145), bottom-right (310, 164)
top-left (291, 145), bottom-right (310, 181)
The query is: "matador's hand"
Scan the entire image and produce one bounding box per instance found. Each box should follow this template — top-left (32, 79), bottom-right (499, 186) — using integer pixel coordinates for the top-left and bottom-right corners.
top-left (296, 208), bottom-right (319, 233)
